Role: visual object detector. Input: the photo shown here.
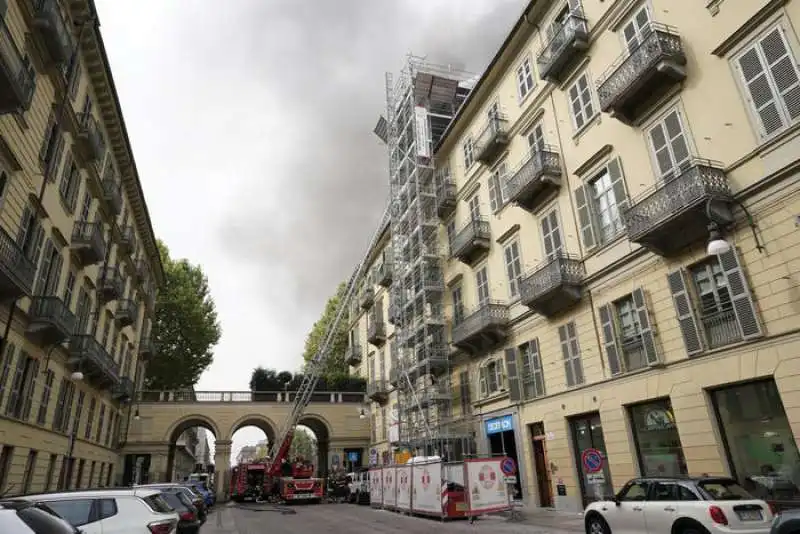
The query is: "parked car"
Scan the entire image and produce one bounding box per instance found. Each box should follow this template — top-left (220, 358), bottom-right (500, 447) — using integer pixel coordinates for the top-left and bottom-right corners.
top-left (583, 476), bottom-right (775, 534)
top-left (15, 488), bottom-right (179, 534)
top-left (770, 508), bottom-right (800, 533)
top-left (158, 491), bottom-right (201, 534)
top-left (0, 500), bottom-right (78, 534)
top-left (185, 482), bottom-right (213, 508)
top-left (135, 484), bottom-right (207, 524)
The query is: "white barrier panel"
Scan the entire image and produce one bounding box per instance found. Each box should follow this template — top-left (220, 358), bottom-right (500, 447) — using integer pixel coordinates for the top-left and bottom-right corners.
top-left (443, 462), bottom-right (465, 485)
top-left (383, 466), bottom-right (397, 508)
top-left (464, 458), bottom-right (510, 514)
top-left (411, 461), bottom-right (442, 516)
top-left (396, 465), bottom-right (411, 511)
top-left (369, 468), bottom-right (383, 506)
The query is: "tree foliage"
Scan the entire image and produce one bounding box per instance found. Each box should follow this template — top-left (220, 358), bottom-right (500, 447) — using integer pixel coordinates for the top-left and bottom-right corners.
top-left (249, 367), bottom-right (365, 393)
top-left (302, 281), bottom-right (350, 383)
top-left (145, 240), bottom-right (222, 390)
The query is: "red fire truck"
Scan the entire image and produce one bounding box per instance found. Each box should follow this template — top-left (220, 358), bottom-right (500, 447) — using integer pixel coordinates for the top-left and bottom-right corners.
top-left (229, 462), bottom-right (269, 502)
top-left (267, 458), bottom-right (324, 503)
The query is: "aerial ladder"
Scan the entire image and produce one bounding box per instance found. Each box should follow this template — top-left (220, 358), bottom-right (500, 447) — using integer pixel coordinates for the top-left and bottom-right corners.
top-left (261, 204), bottom-right (393, 500)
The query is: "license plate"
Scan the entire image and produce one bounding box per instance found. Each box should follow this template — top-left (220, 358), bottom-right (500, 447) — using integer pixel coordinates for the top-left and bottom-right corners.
top-left (290, 494), bottom-right (314, 499)
top-left (737, 510), bottom-right (763, 521)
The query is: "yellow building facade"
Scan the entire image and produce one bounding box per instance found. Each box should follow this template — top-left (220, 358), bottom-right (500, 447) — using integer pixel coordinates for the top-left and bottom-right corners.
top-left (0, 0), bottom-right (161, 495)
top-left (357, 0), bottom-right (800, 513)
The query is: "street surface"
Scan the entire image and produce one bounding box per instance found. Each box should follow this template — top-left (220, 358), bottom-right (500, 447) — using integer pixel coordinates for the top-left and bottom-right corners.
top-left (203, 501), bottom-right (584, 534)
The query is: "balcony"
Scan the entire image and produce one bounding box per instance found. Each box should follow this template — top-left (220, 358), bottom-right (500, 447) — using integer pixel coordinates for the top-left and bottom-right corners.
top-left (0, 18), bottom-right (36, 114)
top-left (26, 296), bottom-right (76, 345)
top-left (120, 226), bottom-right (136, 254)
top-left (376, 262), bottom-right (392, 288)
top-left (139, 337), bottom-right (155, 360)
top-left (359, 286), bottom-right (374, 310)
top-left (345, 343), bottom-right (362, 366)
top-left (99, 265), bottom-right (123, 302)
top-left (419, 383), bottom-right (451, 408)
top-left (135, 258), bottom-right (148, 281)
top-left (77, 113), bottom-right (106, 163)
top-left (71, 221), bottom-right (106, 266)
top-left (102, 178), bottom-right (122, 216)
top-left (112, 376), bottom-right (134, 402)
top-left (622, 160), bottom-right (734, 257)
top-left (597, 24), bottom-right (687, 124)
top-left (32, 0), bottom-right (73, 65)
top-left (408, 347), bottom-right (450, 376)
top-left (520, 253), bottom-right (585, 317)
top-left (537, 10), bottom-right (589, 83)
top-left (68, 335), bottom-right (119, 387)
top-left (436, 180), bottom-right (456, 219)
top-left (0, 227), bottom-right (35, 299)
top-left (115, 299), bottom-right (137, 328)
top-left (367, 380), bottom-right (390, 403)
top-left (367, 320), bottom-right (386, 346)
top-left (450, 218), bottom-right (491, 265)
top-left (451, 301), bottom-right (509, 354)
top-left (504, 146), bottom-right (562, 212)
top-left (474, 114), bottom-right (510, 165)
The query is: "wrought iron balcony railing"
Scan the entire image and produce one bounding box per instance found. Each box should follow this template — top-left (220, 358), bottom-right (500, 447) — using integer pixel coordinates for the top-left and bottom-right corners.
top-left (451, 301), bottom-right (509, 354)
top-left (436, 180), bottom-right (456, 219)
top-left (375, 261), bottom-right (392, 287)
top-left (474, 114), bottom-right (510, 165)
top-left (597, 24), bottom-right (687, 123)
top-left (367, 380), bottom-right (391, 402)
top-left (367, 319), bottom-right (386, 346)
top-left (359, 286), bottom-right (374, 310)
top-left (139, 337), bottom-right (156, 359)
top-left (102, 178), bottom-right (122, 215)
top-left (345, 344), bottom-right (362, 366)
top-left (537, 10), bottom-right (589, 83)
top-left (450, 218), bottom-right (491, 265)
top-left (112, 376), bottom-right (135, 402)
top-left (0, 226), bottom-right (35, 299)
top-left (622, 159), bottom-right (733, 256)
top-left (0, 17), bottom-right (36, 114)
top-left (99, 265), bottom-right (123, 302)
top-left (33, 0), bottom-right (73, 64)
top-left (71, 221), bottom-right (106, 266)
top-left (504, 145), bottom-right (562, 211)
top-left (520, 253), bottom-right (585, 317)
top-left (115, 299), bottom-right (137, 328)
top-left (69, 334), bottom-right (120, 387)
top-left (26, 296), bottom-right (76, 345)
top-left (120, 226), bottom-right (137, 253)
top-left (78, 112), bottom-right (106, 162)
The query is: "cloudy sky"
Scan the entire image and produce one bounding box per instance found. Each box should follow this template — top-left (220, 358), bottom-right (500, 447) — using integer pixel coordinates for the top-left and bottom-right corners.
top-left (94, 0), bottom-right (524, 461)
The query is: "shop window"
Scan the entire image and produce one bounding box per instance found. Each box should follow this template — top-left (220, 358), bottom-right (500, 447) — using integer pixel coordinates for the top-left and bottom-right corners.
top-left (570, 412), bottom-right (613, 507)
top-left (629, 398), bottom-right (688, 477)
top-left (712, 379), bottom-right (800, 509)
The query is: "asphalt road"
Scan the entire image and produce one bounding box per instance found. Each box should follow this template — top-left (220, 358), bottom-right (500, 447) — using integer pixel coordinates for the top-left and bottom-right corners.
top-left (203, 501), bottom-right (583, 534)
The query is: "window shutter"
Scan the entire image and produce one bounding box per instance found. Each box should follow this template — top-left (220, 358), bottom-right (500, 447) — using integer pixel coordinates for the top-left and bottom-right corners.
top-left (478, 367), bottom-right (488, 398)
top-left (16, 206), bottom-right (31, 247)
top-left (717, 247), bottom-right (762, 340)
top-left (5, 350), bottom-right (24, 416)
top-left (663, 111), bottom-right (690, 171)
top-left (30, 223), bottom-right (45, 267)
top-left (761, 28), bottom-right (800, 122)
top-left (504, 348), bottom-right (521, 402)
top-left (632, 288), bottom-right (660, 365)
top-left (574, 184), bottom-right (596, 250)
top-left (736, 43), bottom-right (785, 137)
top-left (46, 248), bottom-right (64, 295)
top-left (569, 83), bottom-right (583, 129)
top-left (489, 175), bottom-right (500, 211)
top-left (529, 338), bottom-right (545, 398)
top-left (648, 123), bottom-right (675, 178)
top-left (48, 135), bottom-right (65, 182)
top-left (35, 239), bottom-right (54, 295)
top-left (607, 158), bottom-right (629, 213)
top-left (21, 357), bottom-right (39, 421)
top-left (558, 324), bottom-right (575, 386)
top-left (667, 269), bottom-right (704, 356)
top-left (51, 378), bottom-right (67, 430)
top-left (68, 61), bottom-right (81, 100)
top-left (38, 113), bottom-right (55, 164)
top-left (598, 304), bottom-right (622, 375)
top-left (58, 153), bottom-right (73, 197)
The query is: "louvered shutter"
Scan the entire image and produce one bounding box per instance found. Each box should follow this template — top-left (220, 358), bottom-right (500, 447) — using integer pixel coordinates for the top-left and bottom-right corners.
top-left (667, 269), bottom-right (704, 356)
top-left (717, 247), bottom-right (762, 340)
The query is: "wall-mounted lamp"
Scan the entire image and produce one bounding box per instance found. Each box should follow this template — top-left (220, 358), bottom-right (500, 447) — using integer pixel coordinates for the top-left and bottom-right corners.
top-left (134, 407), bottom-right (140, 421)
top-left (705, 200), bottom-right (765, 256)
top-left (359, 408), bottom-right (366, 420)
top-left (70, 371), bottom-right (84, 382)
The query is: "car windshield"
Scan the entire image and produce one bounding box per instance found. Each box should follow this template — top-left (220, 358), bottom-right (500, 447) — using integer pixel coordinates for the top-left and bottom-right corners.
top-left (699, 480), bottom-right (753, 501)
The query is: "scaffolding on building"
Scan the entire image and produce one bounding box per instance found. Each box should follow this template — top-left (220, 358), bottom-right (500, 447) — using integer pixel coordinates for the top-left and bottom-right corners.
top-left (373, 55), bottom-right (479, 462)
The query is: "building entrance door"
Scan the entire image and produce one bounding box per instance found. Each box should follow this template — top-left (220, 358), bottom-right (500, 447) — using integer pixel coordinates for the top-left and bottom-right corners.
top-left (530, 422), bottom-right (553, 507)
top-left (570, 412), bottom-right (613, 508)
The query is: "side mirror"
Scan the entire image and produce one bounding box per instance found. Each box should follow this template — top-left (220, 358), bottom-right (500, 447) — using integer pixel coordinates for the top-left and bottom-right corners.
top-left (613, 496), bottom-right (621, 506)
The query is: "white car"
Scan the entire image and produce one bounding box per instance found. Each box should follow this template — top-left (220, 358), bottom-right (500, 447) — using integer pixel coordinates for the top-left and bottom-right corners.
top-left (16, 488), bottom-right (179, 534)
top-left (584, 476), bottom-right (775, 534)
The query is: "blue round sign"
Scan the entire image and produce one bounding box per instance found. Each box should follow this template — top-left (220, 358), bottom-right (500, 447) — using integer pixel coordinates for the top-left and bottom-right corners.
top-left (582, 448), bottom-right (603, 474)
top-left (501, 457), bottom-right (517, 476)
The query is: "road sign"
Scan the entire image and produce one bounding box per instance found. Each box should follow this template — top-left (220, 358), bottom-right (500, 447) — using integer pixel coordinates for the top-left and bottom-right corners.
top-left (581, 448), bottom-right (604, 474)
top-left (501, 457), bottom-right (517, 476)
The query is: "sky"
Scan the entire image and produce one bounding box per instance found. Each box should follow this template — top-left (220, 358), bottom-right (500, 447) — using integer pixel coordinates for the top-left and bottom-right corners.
top-left (94, 0), bottom-right (525, 461)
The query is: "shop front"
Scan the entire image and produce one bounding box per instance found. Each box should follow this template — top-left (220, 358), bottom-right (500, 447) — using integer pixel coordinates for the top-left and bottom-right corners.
top-left (483, 413), bottom-right (524, 499)
top-left (569, 412), bottom-right (614, 508)
top-left (711, 378), bottom-right (800, 510)
top-left (629, 398), bottom-right (688, 477)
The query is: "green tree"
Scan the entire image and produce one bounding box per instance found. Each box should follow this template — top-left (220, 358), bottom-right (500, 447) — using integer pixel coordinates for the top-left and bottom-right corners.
top-left (289, 427), bottom-right (317, 462)
top-left (302, 281), bottom-right (349, 383)
top-left (145, 240), bottom-right (222, 390)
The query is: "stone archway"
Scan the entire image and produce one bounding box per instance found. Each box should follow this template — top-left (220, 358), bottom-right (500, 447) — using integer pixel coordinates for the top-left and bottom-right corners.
top-left (297, 414), bottom-right (332, 476)
top-left (226, 414), bottom-right (278, 446)
top-left (164, 415), bottom-right (221, 484)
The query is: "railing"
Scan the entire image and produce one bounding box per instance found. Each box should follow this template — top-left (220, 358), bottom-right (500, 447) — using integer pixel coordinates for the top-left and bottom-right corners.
top-left (367, 380), bottom-right (391, 398)
top-left (473, 113), bottom-right (509, 162)
top-left (450, 218), bottom-right (491, 258)
top-left (0, 16), bottom-right (36, 112)
top-left (345, 344), bottom-right (362, 365)
top-left (135, 390), bottom-right (366, 403)
top-left (701, 308), bottom-right (741, 349)
top-left (519, 253), bottom-right (584, 303)
top-left (121, 226), bottom-right (137, 251)
top-left (622, 159), bottom-right (732, 240)
top-left (597, 24), bottom-right (685, 112)
top-left (451, 301), bottom-right (509, 344)
top-left (359, 286), bottom-right (374, 308)
top-left (112, 377), bottom-right (135, 400)
top-left (100, 266), bottom-right (124, 297)
top-left (375, 261), bottom-right (392, 286)
top-left (33, 0), bottom-right (73, 63)
top-left (29, 296), bottom-right (76, 334)
top-left (436, 180), bottom-right (456, 217)
top-left (102, 178), bottom-right (122, 213)
top-left (79, 112), bottom-right (106, 160)
top-left (504, 145), bottom-right (562, 205)
top-left (71, 221), bottom-right (106, 258)
top-left (70, 335), bottom-right (120, 382)
top-left (139, 337), bottom-right (156, 355)
top-left (115, 299), bottom-right (137, 325)
top-left (619, 336), bottom-right (648, 373)
top-left (537, 10), bottom-right (589, 81)
top-left (0, 226), bottom-right (35, 296)
top-left (367, 320), bottom-right (386, 342)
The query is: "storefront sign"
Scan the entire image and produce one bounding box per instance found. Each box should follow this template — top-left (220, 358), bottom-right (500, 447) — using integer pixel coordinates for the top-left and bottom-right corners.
top-left (485, 415), bottom-right (514, 435)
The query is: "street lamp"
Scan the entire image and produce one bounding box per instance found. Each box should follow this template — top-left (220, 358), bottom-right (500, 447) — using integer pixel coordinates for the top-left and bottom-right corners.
top-left (706, 222), bottom-right (731, 256)
top-left (134, 407), bottom-right (140, 421)
top-left (359, 408), bottom-right (366, 419)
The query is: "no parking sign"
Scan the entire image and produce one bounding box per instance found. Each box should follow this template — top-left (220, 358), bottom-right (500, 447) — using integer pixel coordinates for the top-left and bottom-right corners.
top-left (581, 448), bottom-right (604, 474)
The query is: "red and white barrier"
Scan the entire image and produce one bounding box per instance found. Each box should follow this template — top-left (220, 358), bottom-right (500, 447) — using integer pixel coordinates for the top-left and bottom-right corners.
top-left (396, 465), bottom-right (411, 512)
top-left (369, 467), bottom-right (383, 508)
top-left (463, 457), bottom-right (513, 515)
top-left (383, 466), bottom-right (397, 509)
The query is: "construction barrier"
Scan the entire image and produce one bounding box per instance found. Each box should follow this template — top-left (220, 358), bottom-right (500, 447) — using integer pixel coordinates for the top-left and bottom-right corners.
top-left (464, 457), bottom-right (512, 515)
top-left (396, 464), bottom-right (411, 511)
top-left (383, 466), bottom-right (397, 509)
top-left (369, 467), bottom-right (383, 508)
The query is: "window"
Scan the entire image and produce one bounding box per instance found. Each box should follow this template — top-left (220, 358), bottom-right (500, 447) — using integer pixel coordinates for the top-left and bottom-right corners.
top-left (22, 450), bottom-right (37, 494)
top-left (5, 351), bottom-right (39, 420)
top-left (58, 153), bottom-right (81, 212)
top-left (84, 397), bottom-right (96, 440)
top-left (101, 312), bottom-right (112, 347)
top-left (621, 4), bottom-right (652, 52)
top-left (39, 112), bottom-right (64, 180)
top-left (63, 269), bottom-right (76, 308)
top-left (44, 454), bottom-right (57, 491)
top-left (463, 137), bottom-right (475, 170)
top-left (468, 194), bottom-right (480, 220)
top-left (516, 57), bottom-right (535, 100)
top-left (540, 209), bottom-right (563, 261)
top-left (75, 288), bottom-right (91, 333)
top-left (458, 370), bottom-right (471, 415)
top-left (503, 240), bottom-right (522, 298)
top-left (734, 25), bottom-right (800, 138)
top-left (488, 162), bottom-right (507, 212)
top-left (647, 108), bottom-right (691, 180)
top-left (446, 220), bottom-right (456, 247)
top-left (574, 158), bottom-right (629, 250)
top-left (34, 239), bottom-right (64, 296)
top-left (598, 288), bottom-right (659, 376)
top-left (45, 499), bottom-right (94, 527)
top-left (475, 265), bottom-right (490, 305)
top-left (37, 369), bottom-right (55, 425)
top-left (691, 258), bottom-right (738, 348)
top-left (0, 445), bottom-right (12, 493)
top-left (519, 339), bottom-right (545, 399)
top-left (568, 72), bottom-right (596, 130)
top-left (80, 190), bottom-right (92, 221)
top-left (73, 391), bottom-right (85, 436)
top-left (527, 122), bottom-right (545, 152)
top-left (629, 398), bottom-right (688, 477)
top-left (0, 343), bottom-right (16, 410)
top-left (76, 459), bottom-right (85, 488)
top-left (619, 481), bottom-right (649, 501)
top-left (451, 285), bottom-right (464, 323)
top-left (559, 321), bottom-right (584, 387)
top-left (479, 359), bottom-right (506, 398)
top-left (96, 403), bottom-right (106, 442)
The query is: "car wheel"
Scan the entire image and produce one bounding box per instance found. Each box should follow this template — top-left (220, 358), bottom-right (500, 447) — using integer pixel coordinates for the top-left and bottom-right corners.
top-left (586, 514), bottom-right (610, 534)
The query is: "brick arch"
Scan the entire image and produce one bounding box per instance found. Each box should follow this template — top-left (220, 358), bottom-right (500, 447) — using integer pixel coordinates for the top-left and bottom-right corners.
top-left (164, 414), bottom-right (221, 443)
top-left (225, 413), bottom-right (278, 444)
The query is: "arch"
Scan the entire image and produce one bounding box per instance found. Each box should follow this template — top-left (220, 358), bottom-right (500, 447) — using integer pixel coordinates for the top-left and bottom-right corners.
top-left (297, 413), bottom-right (332, 442)
top-left (164, 414), bottom-right (221, 443)
top-left (226, 413), bottom-right (278, 445)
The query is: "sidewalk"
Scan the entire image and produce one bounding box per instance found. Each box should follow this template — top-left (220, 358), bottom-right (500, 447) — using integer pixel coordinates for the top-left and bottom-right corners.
top-left (490, 507), bottom-right (585, 532)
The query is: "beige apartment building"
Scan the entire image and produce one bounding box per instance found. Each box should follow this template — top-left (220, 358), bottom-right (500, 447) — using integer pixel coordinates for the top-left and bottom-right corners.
top-left (355, 0), bottom-right (800, 513)
top-left (0, 0), bottom-right (161, 495)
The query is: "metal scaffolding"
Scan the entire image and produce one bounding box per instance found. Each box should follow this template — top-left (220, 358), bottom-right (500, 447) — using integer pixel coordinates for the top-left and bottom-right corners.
top-left (375, 55), bottom-right (478, 461)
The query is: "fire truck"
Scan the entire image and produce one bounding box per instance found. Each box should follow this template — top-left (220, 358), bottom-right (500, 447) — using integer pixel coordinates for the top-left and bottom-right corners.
top-left (267, 457), bottom-right (324, 503)
top-left (229, 462), bottom-right (269, 502)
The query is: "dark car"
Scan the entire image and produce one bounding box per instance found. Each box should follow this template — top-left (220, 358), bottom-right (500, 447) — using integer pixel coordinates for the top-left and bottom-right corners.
top-left (0, 500), bottom-right (79, 534)
top-left (159, 491), bottom-right (201, 534)
top-left (771, 508), bottom-right (800, 533)
top-left (136, 484), bottom-right (207, 524)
